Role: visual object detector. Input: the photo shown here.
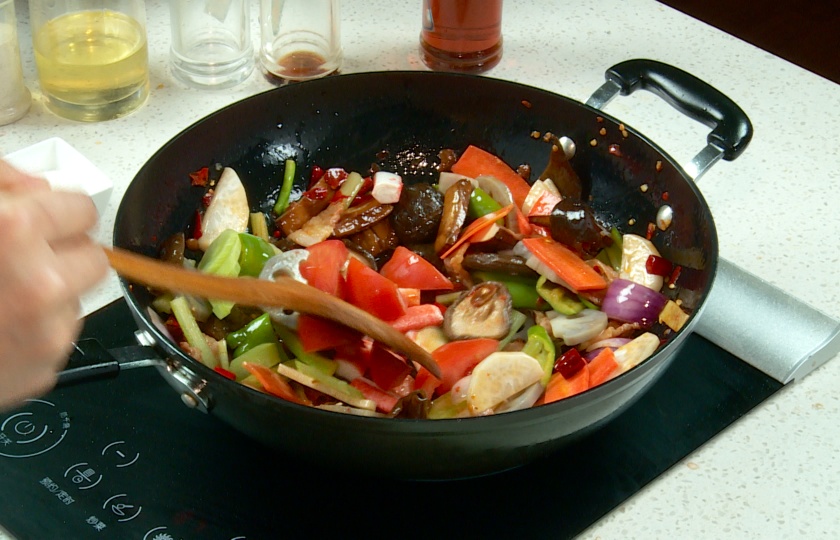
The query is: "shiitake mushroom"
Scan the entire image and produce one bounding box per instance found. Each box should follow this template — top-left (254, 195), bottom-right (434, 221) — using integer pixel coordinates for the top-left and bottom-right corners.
top-left (443, 282), bottom-right (513, 340)
top-left (390, 183), bottom-right (444, 245)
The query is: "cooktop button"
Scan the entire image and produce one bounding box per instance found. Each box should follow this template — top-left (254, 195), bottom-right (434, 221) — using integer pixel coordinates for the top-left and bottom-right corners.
top-left (143, 526), bottom-right (180, 540)
top-left (103, 493), bottom-right (142, 522)
top-left (64, 461), bottom-right (103, 489)
top-left (101, 440), bottom-right (140, 467)
top-left (0, 399), bottom-right (68, 458)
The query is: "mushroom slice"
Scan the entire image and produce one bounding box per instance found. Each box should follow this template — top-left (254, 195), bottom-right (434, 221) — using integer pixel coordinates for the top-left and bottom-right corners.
top-left (434, 178), bottom-right (473, 254)
top-left (443, 282), bottom-right (512, 340)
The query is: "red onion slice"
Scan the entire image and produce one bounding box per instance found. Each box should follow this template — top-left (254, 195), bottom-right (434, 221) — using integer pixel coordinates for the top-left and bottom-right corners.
top-left (601, 278), bottom-right (667, 328)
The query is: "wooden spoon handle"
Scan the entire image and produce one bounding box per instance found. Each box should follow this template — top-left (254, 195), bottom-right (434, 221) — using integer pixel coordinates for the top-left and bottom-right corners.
top-left (104, 246), bottom-right (441, 378)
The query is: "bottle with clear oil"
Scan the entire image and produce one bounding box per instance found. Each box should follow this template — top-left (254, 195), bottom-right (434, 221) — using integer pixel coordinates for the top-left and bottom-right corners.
top-left (29, 0), bottom-right (149, 122)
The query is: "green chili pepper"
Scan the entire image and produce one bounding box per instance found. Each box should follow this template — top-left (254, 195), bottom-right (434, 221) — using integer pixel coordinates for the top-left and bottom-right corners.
top-left (273, 159), bottom-right (296, 215)
top-left (238, 233), bottom-right (275, 277)
top-left (604, 227), bottom-right (623, 270)
top-left (472, 271), bottom-right (546, 310)
top-left (522, 325), bottom-right (556, 386)
top-left (536, 275), bottom-right (584, 315)
top-left (468, 187), bottom-right (503, 219)
top-left (226, 313), bottom-right (278, 357)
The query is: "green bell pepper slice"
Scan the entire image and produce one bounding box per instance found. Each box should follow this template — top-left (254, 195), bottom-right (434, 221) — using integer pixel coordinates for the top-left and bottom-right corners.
top-left (536, 275), bottom-right (584, 315)
top-left (226, 313), bottom-right (279, 358)
top-left (468, 187), bottom-right (503, 219)
top-left (238, 233), bottom-right (275, 277)
top-left (472, 271), bottom-right (546, 310)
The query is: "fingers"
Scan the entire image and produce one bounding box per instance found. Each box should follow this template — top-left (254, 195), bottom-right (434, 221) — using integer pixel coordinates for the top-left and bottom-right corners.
top-left (10, 189), bottom-right (100, 244)
top-left (0, 159), bottom-right (51, 193)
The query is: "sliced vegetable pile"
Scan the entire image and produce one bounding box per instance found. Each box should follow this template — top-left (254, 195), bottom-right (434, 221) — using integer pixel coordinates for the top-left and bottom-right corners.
top-left (151, 138), bottom-right (691, 419)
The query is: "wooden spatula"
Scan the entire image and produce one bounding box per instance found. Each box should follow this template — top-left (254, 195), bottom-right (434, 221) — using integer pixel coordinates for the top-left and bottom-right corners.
top-left (104, 246), bottom-right (441, 378)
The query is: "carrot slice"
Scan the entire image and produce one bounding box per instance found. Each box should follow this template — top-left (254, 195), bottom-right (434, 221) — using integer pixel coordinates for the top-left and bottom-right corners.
top-left (440, 204), bottom-right (514, 259)
top-left (543, 364), bottom-right (590, 403)
top-left (451, 145), bottom-right (533, 209)
top-left (242, 362), bottom-right (304, 404)
top-left (588, 347), bottom-right (620, 387)
top-left (521, 236), bottom-right (607, 292)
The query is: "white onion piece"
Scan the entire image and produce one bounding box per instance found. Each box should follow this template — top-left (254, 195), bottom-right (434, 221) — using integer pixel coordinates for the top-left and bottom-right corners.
top-left (475, 175), bottom-right (517, 232)
top-left (548, 309), bottom-right (609, 346)
top-left (438, 171), bottom-right (475, 193)
top-left (620, 234), bottom-right (664, 291)
top-left (450, 375), bottom-right (472, 404)
top-left (494, 382), bottom-right (544, 413)
top-left (316, 404), bottom-right (387, 418)
top-left (613, 332), bottom-right (660, 373)
top-left (334, 358), bottom-right (364, 382)
top-left (584, 337), bottom-right (633, 352)
top-left (259, 249), bottom-right (310, 327)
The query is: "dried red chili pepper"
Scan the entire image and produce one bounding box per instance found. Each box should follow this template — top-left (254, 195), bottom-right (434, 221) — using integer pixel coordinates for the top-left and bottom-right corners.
top-left (192, 210), bottom-right (203, 239)
top-left (645, 254), bottom-right (673, 276)
top-left (189, 167), bottom-right (209, 187)
top-left (309, 165), bottom-right (325, 186)
top-left (554, 348), bottom-right (586, 379)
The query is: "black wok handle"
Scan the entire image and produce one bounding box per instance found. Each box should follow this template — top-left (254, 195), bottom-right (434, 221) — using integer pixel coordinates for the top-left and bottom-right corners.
top-left (603, 59), bottom-right (752, 161)
top-left (58, 339), bottom-right (162, 388)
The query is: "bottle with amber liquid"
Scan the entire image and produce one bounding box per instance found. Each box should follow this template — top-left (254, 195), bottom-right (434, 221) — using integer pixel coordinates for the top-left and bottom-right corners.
top-left (420, 0), bottom-right (503, 73)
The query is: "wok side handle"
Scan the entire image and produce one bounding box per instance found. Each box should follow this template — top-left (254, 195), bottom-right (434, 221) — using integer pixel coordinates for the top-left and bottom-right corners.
top-left (57, 339), bottom-right (163, 388)
top-left (586, 59), bottom-right (753, 179)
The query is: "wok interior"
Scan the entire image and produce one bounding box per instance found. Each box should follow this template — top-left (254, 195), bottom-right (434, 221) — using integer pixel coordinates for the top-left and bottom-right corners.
top-left (115, 71), bottom-right (716, 418)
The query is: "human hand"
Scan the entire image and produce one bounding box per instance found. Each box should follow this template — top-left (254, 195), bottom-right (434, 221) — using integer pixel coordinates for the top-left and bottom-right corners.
top-left (0, 159), bottom-right (109, 410)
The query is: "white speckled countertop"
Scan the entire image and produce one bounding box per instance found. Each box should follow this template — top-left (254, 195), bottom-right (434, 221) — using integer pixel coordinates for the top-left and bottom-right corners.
top-left (2, 0), bottom-right (839, 538)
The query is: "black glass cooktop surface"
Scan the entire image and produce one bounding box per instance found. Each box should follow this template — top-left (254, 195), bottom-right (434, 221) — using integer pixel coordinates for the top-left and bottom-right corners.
top-left (0, 300), bottom-right (782, 539)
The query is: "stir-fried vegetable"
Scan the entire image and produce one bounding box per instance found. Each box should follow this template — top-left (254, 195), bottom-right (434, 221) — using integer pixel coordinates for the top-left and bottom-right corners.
top-left (153, 139), bottom-right (696, 419)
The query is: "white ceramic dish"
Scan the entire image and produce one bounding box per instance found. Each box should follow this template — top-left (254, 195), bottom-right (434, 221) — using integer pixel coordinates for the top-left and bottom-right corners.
top-left (4, 137), bottom-right (113, 216)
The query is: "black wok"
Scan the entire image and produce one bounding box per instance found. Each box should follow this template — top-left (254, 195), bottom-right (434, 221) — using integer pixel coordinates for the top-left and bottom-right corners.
top-left (97, 59), bottom-right (751, 480)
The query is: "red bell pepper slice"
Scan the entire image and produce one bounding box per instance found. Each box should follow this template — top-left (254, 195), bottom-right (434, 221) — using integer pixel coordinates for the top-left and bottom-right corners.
top-left (416, 338), bottom-right (500, 397)
top-left (296, 314), bottom-right (360, 352)
top-left (379, 246), bottom-right (454, 290)
top-left (366, 343), bottom-right (413, 391)
top-left (350, 378), bottom-right (399, 414)
top-left (300, 239), bottom-right (349, 298)
top-left (390, 304), bottom-right (444, 333)
top-left (543, 365), bottom-right (590, 404)
top-left (588, 347), bottom-right (619, 387)
top-left (242, 362), bottom-right (303, 404)
top-left (450, 145), bottom-right (532, 209)
top-left (521, 236), bottom-right (607, 292)
top-left (527, 190), bottom-right (563, 217)
top-left (344, 257), bottom-right (406, 321)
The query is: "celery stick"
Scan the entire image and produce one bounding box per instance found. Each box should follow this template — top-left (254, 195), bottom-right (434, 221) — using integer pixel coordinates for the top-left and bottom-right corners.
top-left (170, 295), bottom-right (218, 369)
top-left (249, 212), bottom-right (270, 241)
